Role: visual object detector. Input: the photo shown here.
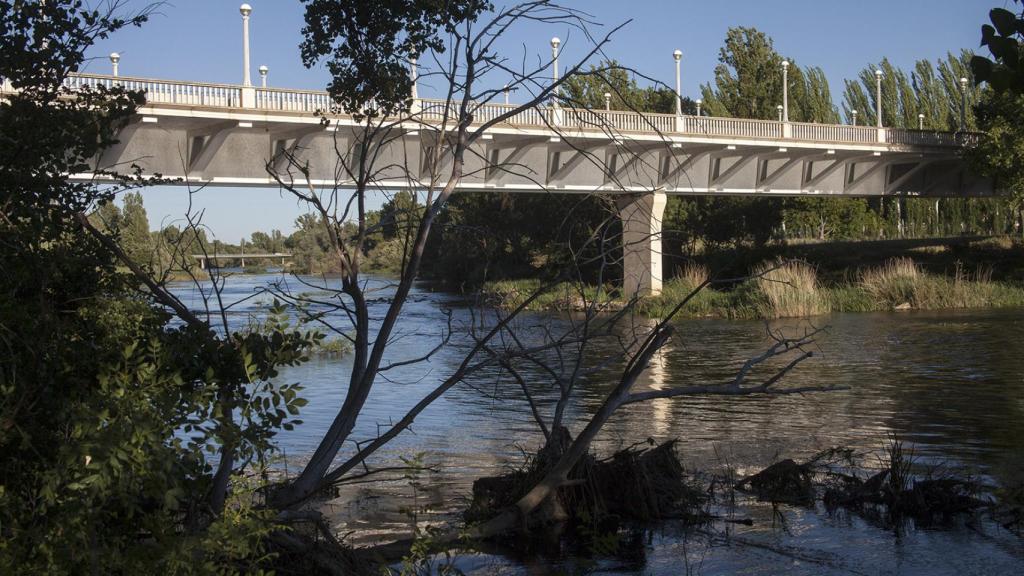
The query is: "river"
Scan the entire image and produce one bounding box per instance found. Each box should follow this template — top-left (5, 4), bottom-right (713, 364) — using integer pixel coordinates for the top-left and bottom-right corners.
top-left (171, 272), bottom-right (1024, 575)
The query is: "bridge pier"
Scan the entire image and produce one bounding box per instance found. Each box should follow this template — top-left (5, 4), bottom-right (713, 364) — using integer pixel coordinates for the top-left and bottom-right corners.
top-left (617, 192), bottom-right (667, 298)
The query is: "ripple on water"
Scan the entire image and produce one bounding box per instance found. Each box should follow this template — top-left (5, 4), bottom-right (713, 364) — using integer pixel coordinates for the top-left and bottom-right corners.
top-left (173, 275), bottom-right (1024, 574)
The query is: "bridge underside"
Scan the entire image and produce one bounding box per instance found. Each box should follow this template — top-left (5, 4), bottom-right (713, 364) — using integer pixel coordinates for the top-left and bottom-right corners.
top-left (86, 108), bottom-right (995, 297)
top-left (92, 110), bottom-right (992, 198)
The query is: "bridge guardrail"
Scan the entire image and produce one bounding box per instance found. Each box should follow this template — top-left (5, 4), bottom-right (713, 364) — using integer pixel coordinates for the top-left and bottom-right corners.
top-left (790, 122), bottom-right (878, 144)
top-left (256, 88), bottom-right (331, 112)
top-left (0, 73), bottom-right (977, 149)
top-left (64, 74), bottom-right (244, 108)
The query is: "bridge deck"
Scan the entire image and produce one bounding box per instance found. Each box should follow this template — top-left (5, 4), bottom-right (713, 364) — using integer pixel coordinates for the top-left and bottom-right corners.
top-left (23, 74), bottom-right (975, 149)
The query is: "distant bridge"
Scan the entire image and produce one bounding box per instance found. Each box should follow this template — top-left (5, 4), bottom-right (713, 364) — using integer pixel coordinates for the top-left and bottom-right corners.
top-left (192, 252), bottom-right (291, 270)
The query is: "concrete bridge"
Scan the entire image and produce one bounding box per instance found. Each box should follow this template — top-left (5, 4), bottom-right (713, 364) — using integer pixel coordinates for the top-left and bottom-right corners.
top-left (192, 252), bottom-right (292, 270)
top-left (1, 4), bottom-right (992, 296)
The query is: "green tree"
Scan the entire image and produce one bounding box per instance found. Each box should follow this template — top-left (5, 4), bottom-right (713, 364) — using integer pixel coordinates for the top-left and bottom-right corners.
top-left (700, 27), bottom-right (784, 120)
top-left (563, 59), bottom-right (696, 114)
top-left (120, 191), bottom-right (154, 265)
top-left (0, 3), bottom-right (314, 573)
top-left (969, 2), bottom-right (1024, 221)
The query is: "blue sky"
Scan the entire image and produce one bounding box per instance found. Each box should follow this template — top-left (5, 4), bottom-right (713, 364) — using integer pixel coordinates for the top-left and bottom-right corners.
top-left (85, 0), bottom-right (996, 242)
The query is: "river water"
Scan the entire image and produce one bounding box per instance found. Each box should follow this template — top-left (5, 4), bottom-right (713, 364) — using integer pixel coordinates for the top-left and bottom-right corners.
top-left (172, 272), bottom-right (1024, 575)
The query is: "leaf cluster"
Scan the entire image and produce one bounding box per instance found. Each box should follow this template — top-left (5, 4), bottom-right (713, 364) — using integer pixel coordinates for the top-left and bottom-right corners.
top-left (299, 0), bottom-right (493, 116)
top-left (972, 2), bottom-right (1024, 93)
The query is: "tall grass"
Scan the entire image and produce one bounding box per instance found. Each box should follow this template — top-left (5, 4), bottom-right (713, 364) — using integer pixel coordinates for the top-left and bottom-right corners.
top-left (640, 263), bottom-right (724, 318)
top-left (752, 260), bottom-right (827, 318)
top-left (860, 257), bottom-right (1001, 310)
top-left (860, 257), bottom-right (922, 308)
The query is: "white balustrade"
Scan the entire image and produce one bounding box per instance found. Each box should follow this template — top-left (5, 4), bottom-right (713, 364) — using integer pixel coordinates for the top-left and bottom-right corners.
top-left (256, 88), bottom-right (331, 112)
top-left (685, 116), bottom-right (784, 139)
top-left (64, 73), bottom-right (242, 107)
top-left (791, 122), bottom-right (878, 143)
top-left (48, 73), bottom-right (973, 149)
top-left (886, 128), bottom-right (964, 147)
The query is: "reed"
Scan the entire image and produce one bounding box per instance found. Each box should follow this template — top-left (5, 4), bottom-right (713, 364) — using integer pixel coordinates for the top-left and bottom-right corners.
top-left (752, 260), bottom-right (827, 318)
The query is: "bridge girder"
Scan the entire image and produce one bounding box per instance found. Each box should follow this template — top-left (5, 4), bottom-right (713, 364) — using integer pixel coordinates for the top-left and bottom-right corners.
top-left (87, 106), bottom-right (992, 199)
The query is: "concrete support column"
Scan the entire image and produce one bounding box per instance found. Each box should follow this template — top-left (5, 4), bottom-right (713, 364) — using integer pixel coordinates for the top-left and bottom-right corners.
top-left (617, 192), bottom-right (667, 298)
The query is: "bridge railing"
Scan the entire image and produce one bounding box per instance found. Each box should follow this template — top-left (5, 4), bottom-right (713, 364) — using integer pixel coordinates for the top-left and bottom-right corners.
top-left (5, 73), bottom-right (977, 149)
top-left (790, 122), bottom-right (878, 144)
top-left (886, 128), bottom-right (979, 148)
top-left (685, 116), bottom-right (784, 139)
top-left (256, 87), bottom-right (331, 112)
top-left (63, 74), bottom-right (244, 107)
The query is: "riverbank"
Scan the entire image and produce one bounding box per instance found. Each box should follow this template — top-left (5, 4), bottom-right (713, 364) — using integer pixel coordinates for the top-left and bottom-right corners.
top-left (482, 236), bottom-right (1024, 319)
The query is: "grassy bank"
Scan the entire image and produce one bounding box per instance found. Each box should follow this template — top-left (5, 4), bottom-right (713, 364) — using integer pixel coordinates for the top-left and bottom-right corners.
top-left (482, 236), bottom-right (1024, 320)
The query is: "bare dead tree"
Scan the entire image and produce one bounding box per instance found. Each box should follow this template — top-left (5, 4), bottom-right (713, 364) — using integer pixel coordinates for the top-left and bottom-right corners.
top-left (253, 0), bottom-right (839, 534)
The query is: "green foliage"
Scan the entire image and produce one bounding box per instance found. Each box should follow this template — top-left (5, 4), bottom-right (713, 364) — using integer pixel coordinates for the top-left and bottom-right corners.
top-left (971, 2), bottom-right (1024, 93)
top-left (0, 3), bottom-right (316, 573)
top-left (423, 192), bottom-right (617, 288)
top-left (299, 0), bottom-right (493, 116)
top-left (969, 2), bottom-right (1024, 214)
top-left (844, 53), bottom-right (979, 130)
top-left (563, 59), bottom-right (695, 114)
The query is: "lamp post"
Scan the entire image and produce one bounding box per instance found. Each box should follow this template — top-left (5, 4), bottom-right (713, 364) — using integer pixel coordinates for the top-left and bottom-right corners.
top-left (109, 52), bottom-right (120, 77)
top-left (258, 65), bottom-right (268, 87)
top-left (696, 98), bottom-right (702, 117)
top-left (550, 37), bottom-right (560, 108)
top-left (604, 92), bottom-right (611, 111)
top-left (959, 77), bottom-right (968, 130)
top-left (918, 113), bottom-right (924, 130)
top-left (504, 84), bottom-right (510, 105)
top-left (240, 4), bottom-right (252, 87)
top-left (409, 50), bottom-right (418, 100)
top-left (852, 109), bottom-right (858, 126)
top-left (875, 68), bottom-right (883, 128)
top-left (673, 49), bottom-right (682, 116)
top-left (781, 60), bottom-right (790, 123)
top-left (777, 104), bottom-right (784, 122)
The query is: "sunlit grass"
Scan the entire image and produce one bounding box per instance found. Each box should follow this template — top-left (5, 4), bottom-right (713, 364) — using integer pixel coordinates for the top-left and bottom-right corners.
top-left (752, 260), bottom-right (828, 318)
